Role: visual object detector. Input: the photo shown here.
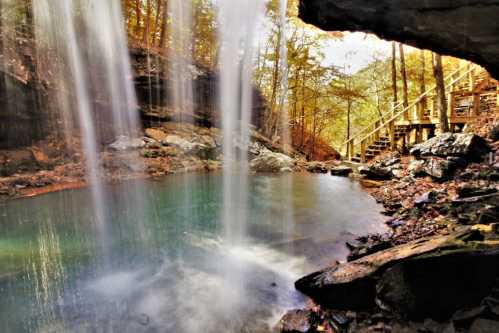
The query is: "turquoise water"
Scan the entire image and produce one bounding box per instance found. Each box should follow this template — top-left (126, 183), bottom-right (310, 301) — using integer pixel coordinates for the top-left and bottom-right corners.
top-left (0, 173), bottom-right (386, 333)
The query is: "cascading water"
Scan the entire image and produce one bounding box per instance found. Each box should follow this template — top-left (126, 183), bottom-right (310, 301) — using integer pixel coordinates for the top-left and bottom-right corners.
top-left (218, 0), bottom-right (266, 246)
top-left (84, 1), bottom-right (141, 140)
top-left (168, 0), bottom-right (194, 122)
top-left (167, 0), bottom-right (196, 261)
top-left (49, 0), bottom-right (110, 259)
top-left (32, 0), bottom-right (144, 263)
top-left (276, 0), bottom-right (295, 251)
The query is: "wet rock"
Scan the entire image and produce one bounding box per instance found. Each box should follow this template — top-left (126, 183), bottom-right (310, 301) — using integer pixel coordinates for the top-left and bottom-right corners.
top-left (469, 318), bottom-right (499, 333)
top-left (375, 244), bottom-right (499, 320)
top-left (295, 230), bottom-right (499, 317)
top-left (414, 191), bottom-right (437, 207)
top-left (347, 234), bottom-right (393, 262)
top-left (29, 147), bottom-right (52, 169)
top-left (161, 135), bottom-right (197, 152)
top-left (489, 124), bottom-right (499, 142)
top-left (359, 165), bottom-right (393, 181)
top-left (331, 166), bottom-right (353, 177)
top-left (161, 135), bottom-right (217, 159)
top-left (423, 157), bottom-right (456, 180)
top-left (407, 160), bottom-right (426, 177)
top-left (144, 128), bottom-right (167, 142)
top-left (278, 310), bottom-right (312, 333)
top-left (458, 186), bottom-right (498, 199)
top-left (410, 133), bottom-right (490, 162)
top-left (108, 136), bottom-right (145, 151)
top-left (306, 162), bottom-right (329, 174)
top-left (452, 306), bottom-right (486, 326)
top-left (250, 149), bottom-right (294, 173)
top-left (0, 149), bottom-right (40, 176)
top-left (452, 193), bottom-right (499, 225)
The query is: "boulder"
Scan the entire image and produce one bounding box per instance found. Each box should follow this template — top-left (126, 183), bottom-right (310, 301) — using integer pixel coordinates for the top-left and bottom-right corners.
top-left (359, 165), bottom-right (393, 181)
top-left (277, 310), bottom-right (312, 333)
top-left (161, 135), bottom-right (196, 152)
top-left (376, 247), bottom-right (499, 320)
top-left (410, 134), bottom-right (490, 162)
top-left (306, 162), bottom-right (329, 174)
top-left (489, 124), bottom-right (499, 142)
top-left (423, 157), bottom-right (458, 180)
top-left (407, 160), bottom-right (426, 178)
top-left (108, 136), bottom-right (145, 151)
top-left (0, 149), bottom-right (40, 176)
top-left (250, 149), bottom-right (294, 173)
top-left (295, 230), bottom-right (499, 320)
top-left (452, 193), bottom-right (499, 225)
top-left (145, 128), bottom-right (167, 142)
top-left (330, 166), bottom-right (353, 177)
top-left (469, 319), bottom-right (499, 333)
top-left (414, 191), bottom-right (437, 207)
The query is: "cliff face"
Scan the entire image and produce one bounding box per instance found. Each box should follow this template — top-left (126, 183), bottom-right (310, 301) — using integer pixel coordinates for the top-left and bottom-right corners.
top-left (0, 46), bottom-right (268, 150)
top-left (299, 0), bottom-right (499, 78)
top-left (131, 48), bottom-right (267, 130)
top-left (0, 72), bottom-right (46, 149)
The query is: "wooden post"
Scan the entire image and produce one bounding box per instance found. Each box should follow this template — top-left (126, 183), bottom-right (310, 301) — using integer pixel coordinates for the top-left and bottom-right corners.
top-left (374, 121), bottom-right (380, 142)
top-left (389, 120), bottom-right (396, 151)
top-left (360, 140), bottom-right (367, 164)
top-left (415, 126), bottom-right (423, 144)
top-left (473, 93), bottom-right (481, 116)
top-left (447, 92), bottom-right (455, 120)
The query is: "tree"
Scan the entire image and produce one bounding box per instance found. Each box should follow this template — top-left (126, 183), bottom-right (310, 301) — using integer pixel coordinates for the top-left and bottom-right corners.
top-left (432, 53), bottom-right (449, 133)
top-left (399, 43), bottom-right (409, 108)
top-left (419, 49), bottom-right (427, 110)
top-left (391, 42), bottom-right (398, 107)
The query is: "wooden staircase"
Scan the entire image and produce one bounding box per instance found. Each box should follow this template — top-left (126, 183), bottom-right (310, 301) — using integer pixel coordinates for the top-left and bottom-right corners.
top-left (351, 126), bottom-right (408, 163)
top-left (343, 62), bottom-right (498, 163)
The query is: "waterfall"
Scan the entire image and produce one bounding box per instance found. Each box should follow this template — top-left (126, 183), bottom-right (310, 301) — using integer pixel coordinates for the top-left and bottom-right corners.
top-left (218, 0), bottom-right (266, 246)
top-left (84, 1), bottom-right (140, 139)
top-left (168, 0), bottom-right (194, 122)
top-left (32, 0), bottom-right (143, 263)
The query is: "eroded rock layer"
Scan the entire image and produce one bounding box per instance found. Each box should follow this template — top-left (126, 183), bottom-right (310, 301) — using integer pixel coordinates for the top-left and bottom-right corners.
top-left (299, 0), bottom-right (499, 78)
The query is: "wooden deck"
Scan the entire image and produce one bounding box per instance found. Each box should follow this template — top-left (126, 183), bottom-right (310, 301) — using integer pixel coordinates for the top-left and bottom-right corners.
top-left (344, 62), bottom-right (499, 163)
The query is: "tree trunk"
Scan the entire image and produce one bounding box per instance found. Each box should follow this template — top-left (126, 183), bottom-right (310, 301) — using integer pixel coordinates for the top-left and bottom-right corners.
top-left (391, 42), bottom-right (398, 108)
top-left (419, 50), bottom-right (427, 110)
top-left (300, 69), bottom-right (306, 148)
top-left (143, 0), bottom-right (152, 45)
top-left (433, 53), bottom-right (449, 133)
top-left (159, 1), bottom-right (168, 49)
top-left (153, 0), bottom-right (163, 47)
top-left (268, 25), bottom-right (282, 136)
top-left (135, 0), bottom-right (142, 39)
top-left (399, 43), bottom-right (409, 108)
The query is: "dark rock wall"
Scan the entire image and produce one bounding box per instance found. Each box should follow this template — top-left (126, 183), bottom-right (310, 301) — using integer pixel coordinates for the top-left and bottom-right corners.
top-left (0, 72), bottom-right (46, 149)
top-left (299, 0), bottom-right (499, 79)
top-left (132, 48), bottom-right (267, 130)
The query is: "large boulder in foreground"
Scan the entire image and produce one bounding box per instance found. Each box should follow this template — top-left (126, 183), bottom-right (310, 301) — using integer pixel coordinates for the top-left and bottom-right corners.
top-left (295, 230), bottom-right (499, 320)
top-left (410, 133), bottom-right (490, 162)
top-left (250, 149), bottom-right (294, 173)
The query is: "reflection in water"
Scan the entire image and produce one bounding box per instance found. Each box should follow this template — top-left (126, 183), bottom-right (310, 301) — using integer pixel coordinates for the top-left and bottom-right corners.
top-left (0, 173), bottom-right (386, 333)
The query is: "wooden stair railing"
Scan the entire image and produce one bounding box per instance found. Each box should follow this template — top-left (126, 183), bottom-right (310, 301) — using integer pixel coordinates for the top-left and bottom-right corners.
top-left (344, 63), bottom-right (477, 163)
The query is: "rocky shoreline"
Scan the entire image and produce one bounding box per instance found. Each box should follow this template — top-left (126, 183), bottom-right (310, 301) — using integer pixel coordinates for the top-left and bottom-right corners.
top-left (0, 122), bottom-right (314, 200)
top-left (278, 130), bottom-right (499, 333)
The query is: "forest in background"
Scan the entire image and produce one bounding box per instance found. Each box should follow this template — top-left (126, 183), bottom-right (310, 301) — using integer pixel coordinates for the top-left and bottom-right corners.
top-left (1, 0), bottom-right (463, 160)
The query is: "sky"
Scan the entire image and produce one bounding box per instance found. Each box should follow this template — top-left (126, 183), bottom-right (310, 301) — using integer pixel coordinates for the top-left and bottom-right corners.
top-left (321, 32), bottom-right (393, 73)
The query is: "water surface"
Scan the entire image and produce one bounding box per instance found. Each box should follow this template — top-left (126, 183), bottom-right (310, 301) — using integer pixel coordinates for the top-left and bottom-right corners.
top-left (0, 173), bottom-right (386, 333)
